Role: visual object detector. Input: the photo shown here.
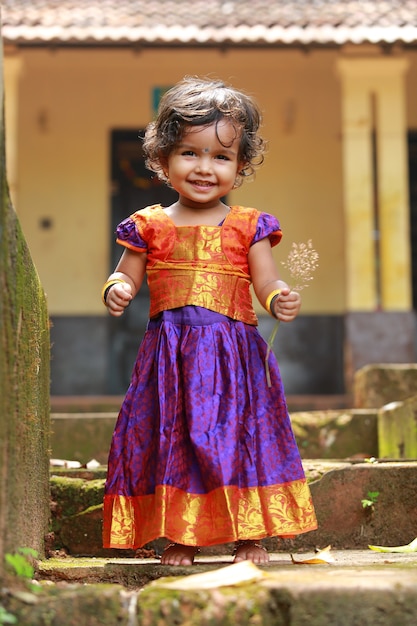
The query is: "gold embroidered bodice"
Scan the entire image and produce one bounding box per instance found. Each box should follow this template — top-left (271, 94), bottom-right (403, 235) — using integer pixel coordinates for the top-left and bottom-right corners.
top-left (117, 205), bottom-right (281, 325)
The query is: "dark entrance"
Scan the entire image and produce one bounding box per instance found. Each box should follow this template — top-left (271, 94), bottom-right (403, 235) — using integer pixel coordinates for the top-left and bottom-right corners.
top-left (108, 129), bottom-right (177, 393)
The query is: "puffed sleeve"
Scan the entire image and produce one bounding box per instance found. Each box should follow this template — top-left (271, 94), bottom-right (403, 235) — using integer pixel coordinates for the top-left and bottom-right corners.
top-left (251, 212), bottom-right (282, 247)
top-left (116, 216), bottom-right (147, 252)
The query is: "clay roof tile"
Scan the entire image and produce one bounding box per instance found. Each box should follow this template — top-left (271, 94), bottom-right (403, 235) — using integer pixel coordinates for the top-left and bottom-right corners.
top-left (2, 0), bottom-right (417, 46)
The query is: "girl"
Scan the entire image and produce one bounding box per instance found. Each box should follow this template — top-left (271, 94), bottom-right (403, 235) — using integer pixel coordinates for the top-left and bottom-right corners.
top-left (102, 76), bottom-right (317, 566)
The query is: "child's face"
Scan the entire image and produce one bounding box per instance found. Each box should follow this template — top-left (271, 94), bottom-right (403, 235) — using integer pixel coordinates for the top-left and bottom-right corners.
top-left (166, 120), bottom-right (243, 208)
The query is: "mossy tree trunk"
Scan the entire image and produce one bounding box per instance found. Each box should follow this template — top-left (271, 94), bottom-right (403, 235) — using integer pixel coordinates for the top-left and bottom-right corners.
top-left (0, 35), bottom-right (50, 579)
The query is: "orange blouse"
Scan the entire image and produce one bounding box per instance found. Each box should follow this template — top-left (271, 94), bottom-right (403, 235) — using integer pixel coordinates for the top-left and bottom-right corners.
top-left (117, 204), bottom-right (282, 325)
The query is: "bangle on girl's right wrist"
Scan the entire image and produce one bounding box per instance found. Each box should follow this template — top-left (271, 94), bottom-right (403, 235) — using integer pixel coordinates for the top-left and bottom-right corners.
top-left (101, 278), bottom-right (127, 305)
top-left (265, 289), bottom-right (282, 318)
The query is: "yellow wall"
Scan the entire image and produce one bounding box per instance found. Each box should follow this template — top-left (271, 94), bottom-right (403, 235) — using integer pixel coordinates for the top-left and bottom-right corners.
top-left (3, 47), bottom-right (371, 315)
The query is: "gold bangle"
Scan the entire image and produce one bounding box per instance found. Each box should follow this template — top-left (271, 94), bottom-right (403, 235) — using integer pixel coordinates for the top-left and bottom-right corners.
top-left (265, 289), bottom-right (282, 317)
top-left (101, 278), bottom-right (127, 305)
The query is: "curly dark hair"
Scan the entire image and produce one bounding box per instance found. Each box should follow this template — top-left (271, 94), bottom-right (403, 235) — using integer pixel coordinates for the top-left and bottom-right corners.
top-left (142, 76), bottom-right (266, 188)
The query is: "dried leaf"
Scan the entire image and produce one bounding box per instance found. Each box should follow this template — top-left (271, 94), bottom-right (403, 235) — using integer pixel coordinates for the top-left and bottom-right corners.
top-left (368, 537), bottom-right (417, 553)
top-left (290, 545), bottom-right (334, 565)
top-left (153, 560), bottom-right (267, 590)
top-left (9, 590), bottom-right (39, 605)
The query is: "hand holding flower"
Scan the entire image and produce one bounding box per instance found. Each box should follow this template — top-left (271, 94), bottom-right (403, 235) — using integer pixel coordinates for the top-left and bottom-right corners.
top-left (265, 239), bottom-right (319, 387)
top-left (271, 285), bottom-right (301, 322)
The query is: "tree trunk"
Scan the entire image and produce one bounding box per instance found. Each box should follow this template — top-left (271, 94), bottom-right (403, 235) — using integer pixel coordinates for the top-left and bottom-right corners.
top-left (0, 34), bottom-right (50, 579)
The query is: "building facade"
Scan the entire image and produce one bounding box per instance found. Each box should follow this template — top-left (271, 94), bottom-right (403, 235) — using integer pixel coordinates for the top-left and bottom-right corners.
top-left (2, 1), bottom-right (417, 396)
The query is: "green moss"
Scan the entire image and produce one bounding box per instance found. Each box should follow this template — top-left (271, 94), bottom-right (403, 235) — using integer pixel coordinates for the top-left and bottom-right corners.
top-left (39, 557), bottom-right (109, 571)
top-left (290, 410), bottom-right (378, 459)
top-left (50, 477), bottom-right (105, 517)
top-left (3, 584), bottom-right (128, 626)
top-left (138, 583), bottom-right (275, 625)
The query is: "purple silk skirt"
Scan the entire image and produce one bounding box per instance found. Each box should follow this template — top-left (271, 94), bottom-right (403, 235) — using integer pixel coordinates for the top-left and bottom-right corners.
top-left (103, 306), bottom-right (317, 549)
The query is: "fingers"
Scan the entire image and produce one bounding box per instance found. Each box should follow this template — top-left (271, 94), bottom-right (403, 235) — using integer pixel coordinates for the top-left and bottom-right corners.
top-left (106, 283), bottom-right (133, 317)
top-left (272, 290), bottom-right (301, 322)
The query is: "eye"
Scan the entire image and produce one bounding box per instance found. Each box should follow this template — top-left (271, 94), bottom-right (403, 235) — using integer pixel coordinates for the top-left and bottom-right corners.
top-left (181, 150), bottom-right (195, 156)
top-left (216, 154), bottom-right (230, 161)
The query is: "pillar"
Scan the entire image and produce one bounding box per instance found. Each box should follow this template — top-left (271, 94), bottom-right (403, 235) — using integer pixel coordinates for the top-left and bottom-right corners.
top-left (337, 56), bottom-right (414, 382)
top-left (337, 57), bottom-right (411, 311)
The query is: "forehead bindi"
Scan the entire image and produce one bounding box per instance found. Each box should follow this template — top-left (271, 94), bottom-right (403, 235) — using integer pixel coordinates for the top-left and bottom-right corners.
top-left (182, 121), bottom-right (240, 153)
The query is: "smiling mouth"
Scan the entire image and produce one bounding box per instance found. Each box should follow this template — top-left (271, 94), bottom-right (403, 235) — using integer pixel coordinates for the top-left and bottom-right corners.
top-left (191, 180), bottom-right (214, 188)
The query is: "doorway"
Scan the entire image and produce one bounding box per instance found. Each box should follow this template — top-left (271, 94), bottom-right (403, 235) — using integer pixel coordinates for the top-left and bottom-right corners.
top-left (108, 129), bottom-right (177, 393)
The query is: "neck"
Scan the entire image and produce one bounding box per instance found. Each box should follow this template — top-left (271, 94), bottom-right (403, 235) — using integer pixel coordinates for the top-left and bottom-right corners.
top-left (165, 200), bottom-right (230, 226)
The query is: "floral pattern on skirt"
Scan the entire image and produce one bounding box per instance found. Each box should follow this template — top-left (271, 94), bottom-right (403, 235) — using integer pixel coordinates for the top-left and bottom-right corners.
top-left (103, 307), bottom-right (317, 548)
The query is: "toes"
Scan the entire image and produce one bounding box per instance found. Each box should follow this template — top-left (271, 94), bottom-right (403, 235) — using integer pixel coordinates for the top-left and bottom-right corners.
top-left (161, 543), bottom-right (198, 566)
top-left (233, 541), bottom-right (269, 564)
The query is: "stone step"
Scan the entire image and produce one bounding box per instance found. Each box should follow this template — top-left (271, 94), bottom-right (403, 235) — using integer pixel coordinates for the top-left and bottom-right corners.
top-left (50, 394), bottom-right (352, 413)
top-left (16, 459), bottom-right (416, 625)
top-left (50, 404), bottom-right (376, 466)
top-left (49, 460), bottom-right (417, 558)
top-left (5, 551), bottom-right (417, 625)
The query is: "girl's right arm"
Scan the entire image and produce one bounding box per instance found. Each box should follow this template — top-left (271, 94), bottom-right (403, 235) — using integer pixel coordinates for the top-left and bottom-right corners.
top-left (103, 249), bottom-right (147, 317)
top-left (249, 237), bottom-right (301, 322)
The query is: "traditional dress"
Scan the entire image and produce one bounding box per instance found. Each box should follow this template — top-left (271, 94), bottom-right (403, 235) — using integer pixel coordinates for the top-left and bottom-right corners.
top-left (103, 204), bottom-right (317, 549)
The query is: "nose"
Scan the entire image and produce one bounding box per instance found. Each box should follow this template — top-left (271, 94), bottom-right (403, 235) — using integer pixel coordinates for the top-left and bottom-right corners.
top-left (195, 155), bottom-right (212, 174)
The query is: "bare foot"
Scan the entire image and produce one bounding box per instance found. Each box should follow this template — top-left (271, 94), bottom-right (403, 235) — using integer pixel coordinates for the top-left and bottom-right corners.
top-left (233, 540), bottom-right (269, 564)
top-left (161, 543), bottom-right (199, 566)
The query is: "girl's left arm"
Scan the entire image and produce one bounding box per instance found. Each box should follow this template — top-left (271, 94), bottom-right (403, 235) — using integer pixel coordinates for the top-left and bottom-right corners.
top-left (248, 238), bottom-right (301, 322)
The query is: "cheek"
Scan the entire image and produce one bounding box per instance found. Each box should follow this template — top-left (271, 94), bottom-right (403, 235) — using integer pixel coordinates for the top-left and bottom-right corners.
top-left (166, 159), bottom-right (181, 175)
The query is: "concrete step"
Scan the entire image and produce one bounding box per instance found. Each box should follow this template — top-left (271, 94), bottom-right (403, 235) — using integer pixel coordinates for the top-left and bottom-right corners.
top-left (38, 549), bottom-right (417, 587)
top-left (4, 550), bottom-right (417, 625)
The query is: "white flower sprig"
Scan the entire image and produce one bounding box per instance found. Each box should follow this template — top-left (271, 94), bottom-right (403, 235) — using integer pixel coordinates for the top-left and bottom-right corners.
top-left (281, 239), bottom-right (319, 292)
top-left (265, 239), bottom-right (319, 387)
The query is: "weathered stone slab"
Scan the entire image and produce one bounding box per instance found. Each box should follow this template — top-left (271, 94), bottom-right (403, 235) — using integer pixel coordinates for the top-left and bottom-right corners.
top-left (50, 474), bottom-right (112, 557)
top-left (36, 550), bottom-right (417, 586)
top-left (51, 413), bottom-right (117, 465)
top-left (49, 463), bottom-right (417, 556)
top-left (354, 364), bottom-right (417, 408)
top-left (281, 462), bottom-right (417, 552)
top-left (5, 559), bottom-right (417, 626)
top-left (3, 584), bottom-right (129, 626)
top-left (378, 396), bottom-right (417, 459)
top-left (50, 475), bottom-right (105, 519)
top-left (290, 409), bottom-right (377, 459)
top-left (137, 567), bottom-right (417, 626)
top-left (50, 407), bottom-right (375, 466)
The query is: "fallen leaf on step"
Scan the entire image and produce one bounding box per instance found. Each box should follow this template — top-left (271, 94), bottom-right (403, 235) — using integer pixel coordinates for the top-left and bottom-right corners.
top-left (86, 458), bottom-right (101, 469)
top-left (153, 560), bottom-right (268, 590)
top-left (50, 458), bottom-right (81, 469)
top-left (290, 545), bottom-right (334, 565)
top-left (368, 537), bottom-right (417, 553)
